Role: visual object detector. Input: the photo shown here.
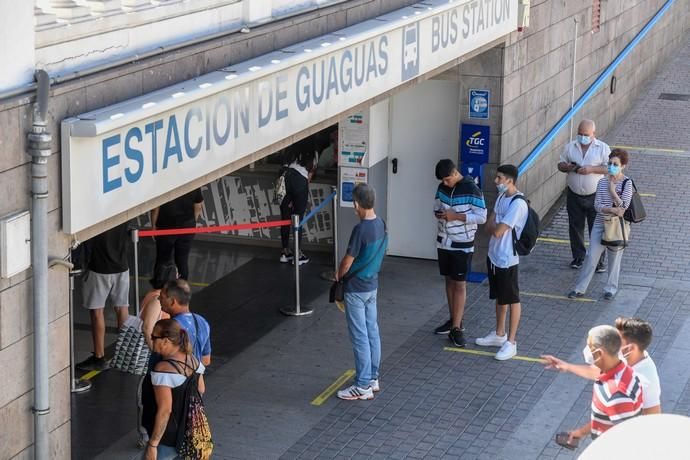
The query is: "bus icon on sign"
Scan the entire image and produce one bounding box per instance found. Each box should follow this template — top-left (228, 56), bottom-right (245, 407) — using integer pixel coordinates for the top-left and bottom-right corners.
top-left (402, 23), bottom-right (420, 80)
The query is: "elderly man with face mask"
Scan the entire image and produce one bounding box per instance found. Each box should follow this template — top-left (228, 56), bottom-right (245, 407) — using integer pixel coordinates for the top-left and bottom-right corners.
top-left (558, 119), bottom-right (610, 271)
top-left (546, 325), bottom-right (643, 450)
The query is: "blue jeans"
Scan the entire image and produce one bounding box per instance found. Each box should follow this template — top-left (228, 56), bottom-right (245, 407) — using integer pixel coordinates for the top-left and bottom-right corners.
top-left (344, 290), bottom-right (381, 388)
top-left (140, 444), bottom-right (178, 459)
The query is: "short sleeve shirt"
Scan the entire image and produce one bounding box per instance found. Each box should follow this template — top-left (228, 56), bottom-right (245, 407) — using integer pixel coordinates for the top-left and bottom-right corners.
top-left (633, 353), bottom-right (661, 409)
top-left (173, 313), bottom-right (211, 360)
top-left (559, 139), bottom-right (610, 195)
top-left (87, 223), bottom-right (130, 274)
top-left (345, 217), bottom-right (387, 293)
top-left (488, 193), bottom-right (529, 268)
top-left (156, 189), bottom-right (204, 229)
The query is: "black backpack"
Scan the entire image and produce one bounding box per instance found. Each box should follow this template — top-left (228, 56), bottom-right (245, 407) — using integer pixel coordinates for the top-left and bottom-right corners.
top-left (509, 195), bottom-right (540, 256)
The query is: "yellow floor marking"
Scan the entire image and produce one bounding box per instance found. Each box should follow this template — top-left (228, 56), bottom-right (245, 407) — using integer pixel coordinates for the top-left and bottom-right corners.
top-left (188, 281), bottom-right (210, 288)
top-left (522, 291), bottom-right (596, 302)
top-left (335, 300), bottom-right (345, 313)
top-left (639, 193), bottom-right (656, 197)
top-left (311, 369), bottom-right (355, 406)
top-left (537, 237), bottom-right (572, 245)
top-left (80, 370), bottom-right (101, 381)
top-left (611, 145), bottom-right (685, 153)
top-left (444, 347), bottom-right (546, 364)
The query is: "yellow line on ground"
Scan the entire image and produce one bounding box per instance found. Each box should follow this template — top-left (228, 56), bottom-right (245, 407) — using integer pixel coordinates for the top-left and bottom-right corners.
top-left (444, 347), bottom-right (546, 364)
top-left (611, 145), bottom-right (685, 153)
top-left (311, 369), bottom-right (355, 406)
top-left (537, 237), bottom-right (571, 245)
top-left (188, 281), bottom-right (210, 287)
top-left (639, 193), bottom-right (656, 197)
top-left (522, 291), bottom-right (596, 302)
top-left (80, 370), bottom-right (101, 381)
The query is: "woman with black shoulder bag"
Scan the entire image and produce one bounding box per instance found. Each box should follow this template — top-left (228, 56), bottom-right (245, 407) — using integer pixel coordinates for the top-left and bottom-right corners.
top-left (568, 149), bottom-right (633, 301)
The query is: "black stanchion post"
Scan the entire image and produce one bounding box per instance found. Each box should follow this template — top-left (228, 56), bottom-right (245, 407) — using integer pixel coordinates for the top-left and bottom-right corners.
top-left (281, 214), bottom-right (313, 316)
top-left (132, 229), bottom-right (140, 315)
top-left (321, 186), bottom-right (338, 281)
top-left (69, 265), bottom-right (91, 393)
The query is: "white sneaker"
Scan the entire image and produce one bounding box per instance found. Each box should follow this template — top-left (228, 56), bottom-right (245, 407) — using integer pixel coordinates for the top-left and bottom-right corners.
top-left (495, 341), bottom-right (517, 361)
top-left (336, 384), bottom-right (374, 401)
top-left (370, 379), bottom-right (380, 392)
top-left (475, 331), bottom-right (507, 347)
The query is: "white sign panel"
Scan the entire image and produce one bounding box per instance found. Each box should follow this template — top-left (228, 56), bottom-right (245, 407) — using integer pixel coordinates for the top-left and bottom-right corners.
top-left (340, 113), bottom-right (369, 167)
top-left (62, 0), bottom-right (517, 233)
top-left (340, 167), bottom-right (369, 208)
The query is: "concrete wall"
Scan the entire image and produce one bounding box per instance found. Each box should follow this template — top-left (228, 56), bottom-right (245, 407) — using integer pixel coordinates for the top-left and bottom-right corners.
top-left (499, 0), bottom-right (690, 216)
top-left (0, 1), bottom-right (425, 457)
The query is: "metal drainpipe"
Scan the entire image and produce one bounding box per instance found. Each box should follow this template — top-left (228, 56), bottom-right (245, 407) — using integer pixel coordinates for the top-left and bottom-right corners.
top-left (27, 70), bottom-right (52, 460)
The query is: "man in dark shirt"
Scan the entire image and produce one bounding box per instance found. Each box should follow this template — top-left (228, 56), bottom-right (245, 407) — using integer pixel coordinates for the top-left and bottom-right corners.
top-left (152, 189), bottom-right (204, 280)
top-left (77, 223), bottom-right (130, 371)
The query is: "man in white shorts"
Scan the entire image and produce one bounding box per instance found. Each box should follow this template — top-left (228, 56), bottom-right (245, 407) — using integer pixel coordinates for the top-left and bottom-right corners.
top-left (77, 223), bottom-right (131, 371)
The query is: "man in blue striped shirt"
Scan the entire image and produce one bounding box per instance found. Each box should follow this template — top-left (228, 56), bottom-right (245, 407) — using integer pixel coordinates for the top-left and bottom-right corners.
top-left (433, 159), bottom-right (487, 347)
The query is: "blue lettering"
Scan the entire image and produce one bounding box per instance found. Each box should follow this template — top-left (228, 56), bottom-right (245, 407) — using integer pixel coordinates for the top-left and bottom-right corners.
top-left (354, 45), bottom-right (366, 87)
top-left (275, 75), bottom-right (288, 121)
top-left (378, 36), bottom-right (389, 74)
top-left (145, 120), bottom-right (163, 174)
top-left (462, 5), bottom-right (470, 38)
top-left (213, 97), bottom-right (231, 146)
top-left (205, 102), bottom-right (211, 151)
top-left (102, 134), bottom-right (121, 193)
top-left (234, 88), bottom-right (250, 138)
top-left (258, 81), bottom-right (273, 128)
top-left (184, 108), bottom-right (202, 158)
top-left (366, 42), bottom-right (378, 81)
top-left (311, 61), bottom-right (325, 105)
top-left (326, 56), bottom-right (339, 100)
top-left (340, 50), bottom-right (353, 92)
top-left (124, 128), bottom-right (143, 184)
top-left (296, 66), bottom-right (310, 111)
top-left (163, 115), bottom-right (183, 169)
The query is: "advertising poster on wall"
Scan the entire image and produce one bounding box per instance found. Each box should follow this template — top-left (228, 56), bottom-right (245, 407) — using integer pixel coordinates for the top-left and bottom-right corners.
top-left (339, 113), bottom-right (369, 167)
top-left (339, 167), bottom-right (368, 208)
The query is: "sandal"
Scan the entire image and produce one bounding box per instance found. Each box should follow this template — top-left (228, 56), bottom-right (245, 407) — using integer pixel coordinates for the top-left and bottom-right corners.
top-left (555, 432), bottom-right (579, 450)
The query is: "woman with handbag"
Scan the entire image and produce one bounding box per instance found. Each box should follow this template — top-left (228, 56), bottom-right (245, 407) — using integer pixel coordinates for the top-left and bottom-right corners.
top-left (568, 149), bottom-right (633, 300)
top-left (142, 319), bottom-right (210, 460)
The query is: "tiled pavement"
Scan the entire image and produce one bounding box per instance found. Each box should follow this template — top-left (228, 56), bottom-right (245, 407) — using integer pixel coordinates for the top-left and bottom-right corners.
top-left (279, 36), bottom-right (690, 460)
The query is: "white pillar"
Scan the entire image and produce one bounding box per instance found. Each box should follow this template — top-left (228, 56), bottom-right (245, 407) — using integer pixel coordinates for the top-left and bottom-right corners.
top-left (243, 0), bottom-right (271, 23)
top-left (121, 0), bottom-right (150, 8)
top-left (45, 0), bottom-right (90, 19)
top-left (85, 0), bottom-right (122, 14)
top-left (0, 0), bottom-right (35, 89)
top-left (34, 6), bottom-right (57, 27)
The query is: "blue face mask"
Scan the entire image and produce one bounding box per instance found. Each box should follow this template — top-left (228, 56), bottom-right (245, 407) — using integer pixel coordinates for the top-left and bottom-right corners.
top-left (496, 183), bottom-right (508, 194)
top-left (578, 135), bottom-right (592, 146)
top-left (608, 164), bottom-right (621, 176)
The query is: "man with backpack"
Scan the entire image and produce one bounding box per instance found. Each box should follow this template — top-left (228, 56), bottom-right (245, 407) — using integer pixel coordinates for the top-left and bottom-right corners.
top-left (476, 165), bottom-right (529, 361)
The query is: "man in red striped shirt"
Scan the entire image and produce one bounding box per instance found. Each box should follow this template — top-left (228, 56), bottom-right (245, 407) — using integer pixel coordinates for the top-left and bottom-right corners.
top-left (557, 325), bottom-right (643, 449)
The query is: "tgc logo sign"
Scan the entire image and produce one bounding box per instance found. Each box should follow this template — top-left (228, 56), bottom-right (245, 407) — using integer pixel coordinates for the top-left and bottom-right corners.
top-left (466, 131), bottom-right (486, 147)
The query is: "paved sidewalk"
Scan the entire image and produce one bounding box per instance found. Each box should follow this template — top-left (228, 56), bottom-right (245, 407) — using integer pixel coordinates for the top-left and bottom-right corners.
top-left (93, 35), bottom-right (690, 460)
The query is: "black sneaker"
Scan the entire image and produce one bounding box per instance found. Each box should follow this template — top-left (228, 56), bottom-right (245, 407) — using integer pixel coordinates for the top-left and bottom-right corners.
top-left (434, 319), bottom-right (452, 335)
top-left (449, 327), bottom-right (466, 348)
top-left (76, 354), bottom-right (109, 371)
top-left (291, 252), bottom-right (309, 266)
top-left (279, 251), bottom-right (293, 263)
top-left (570, 259), bottom-right (583, 269)
top-left (603, 292), bottom-right (615, 300)
top-left (596, 261), bottom-right (607, 273)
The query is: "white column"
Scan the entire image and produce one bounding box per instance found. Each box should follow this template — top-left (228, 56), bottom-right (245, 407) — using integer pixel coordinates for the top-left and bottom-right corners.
top-left (243, 0), bottom-right (271, 23)
top-left (45, 0), bottom-right (90, 19)
top-left (85, 0), bottom-right (122, 14)
top-left (1, 0), bottom-right (35, 89)
top-left (121, 0), bottom-right (150, 8)
top-left (34, 6), bottom-right (58, 27)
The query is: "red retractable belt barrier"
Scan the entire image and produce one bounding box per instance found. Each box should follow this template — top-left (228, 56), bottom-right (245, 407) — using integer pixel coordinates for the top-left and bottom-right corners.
top-left (138, 219), bottom-right (292, 237)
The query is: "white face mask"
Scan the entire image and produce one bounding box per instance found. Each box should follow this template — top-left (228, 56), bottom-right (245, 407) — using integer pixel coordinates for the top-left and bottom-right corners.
top-left (582, 345), bottom-right (600, 365)
top-left (618, 344), bottom-right (633, 362)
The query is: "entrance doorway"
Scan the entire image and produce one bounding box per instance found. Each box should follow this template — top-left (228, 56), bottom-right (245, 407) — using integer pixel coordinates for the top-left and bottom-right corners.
top-left (387, 79), bottom-right (460, 259)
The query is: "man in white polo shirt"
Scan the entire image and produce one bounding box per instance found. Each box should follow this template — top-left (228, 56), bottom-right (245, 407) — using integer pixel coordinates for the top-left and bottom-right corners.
top-left (557, 119), bottom-right (610, 271)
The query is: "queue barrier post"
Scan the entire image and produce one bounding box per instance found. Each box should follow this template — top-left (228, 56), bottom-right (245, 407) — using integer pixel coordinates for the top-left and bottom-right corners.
top-left (69, 265), bottom-right (91, 394)
top-left (132, 229), bottom-right (140, 316)
top-left (320, 186), bottom-right (339, 282)
top-left (280, 214), bottom-right (313, 317)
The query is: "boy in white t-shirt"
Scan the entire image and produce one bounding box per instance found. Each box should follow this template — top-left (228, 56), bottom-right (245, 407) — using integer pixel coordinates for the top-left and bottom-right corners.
top-left (476, 165), bottom-right (529, 361)
top-left (542, 317), bottom-right (661, 414)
